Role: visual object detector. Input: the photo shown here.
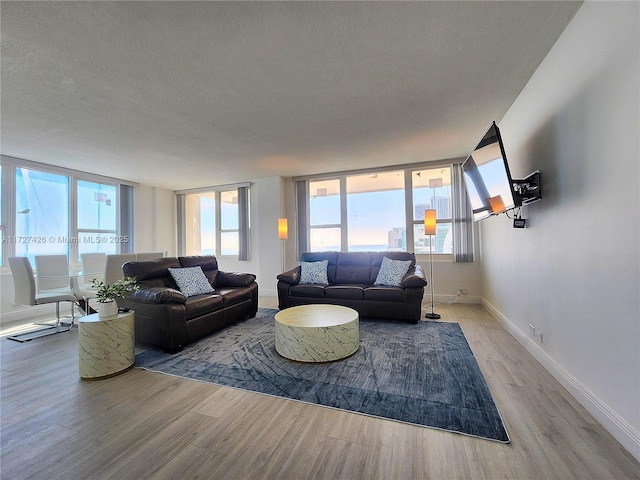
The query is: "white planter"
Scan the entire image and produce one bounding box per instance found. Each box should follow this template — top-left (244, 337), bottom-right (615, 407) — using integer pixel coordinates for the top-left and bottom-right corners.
top-left (98, 301), bottom-right (118, 318)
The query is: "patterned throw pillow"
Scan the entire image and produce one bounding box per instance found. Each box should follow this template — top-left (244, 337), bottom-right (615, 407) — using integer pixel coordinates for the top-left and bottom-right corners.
top-left (299, 260), bottom-right (329, 285)
top-left (168, 266), bottom-right (214, 297)
top-left (374, 257), bottom-right (412, 287)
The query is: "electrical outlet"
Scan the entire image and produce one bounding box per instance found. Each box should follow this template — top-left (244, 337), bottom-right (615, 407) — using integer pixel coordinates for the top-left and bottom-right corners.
top-left (536, 330), bottom-right (543, 343)
top-left (529, 324), bottom-right (535, 337)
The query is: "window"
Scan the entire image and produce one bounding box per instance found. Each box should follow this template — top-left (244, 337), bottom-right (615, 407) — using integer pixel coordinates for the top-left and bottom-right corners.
top-left (309, 179), bottom-right (341, 252)
top-left (347, 171), bottom-right (406, 252)
top-left (178, 185), bottom-right (250, 259)
top-left (1, 157), bottom-right (133, 267)
top-left (297, 163), bottom-right (468, 259)
top-left (77, 180), bottom-right (118, 256)
top-left (184, 192), bottom-right (216, 256)
top-left (15, 167), bottom-right (69, 262)
top-left (411, 168), bottom-right (452, 254)
top-left (220, 191), bottom-right (239, 256)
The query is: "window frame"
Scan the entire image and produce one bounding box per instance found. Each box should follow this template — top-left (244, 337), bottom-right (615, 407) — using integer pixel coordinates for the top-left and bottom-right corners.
top-left (75, 178), bottom-right (120, 259)
top-left (410, 167), bottom-right (454, 255)
top-left (1, 155), bottom-right (134, 269)
top-left (295, 161), bottom-right (465, 261)
top-left (308, 177), bottom-right (344, 252)
top-left (219, 190), bottom-right (240, 257)
top-left (177, 183), bottom-right (251, 260)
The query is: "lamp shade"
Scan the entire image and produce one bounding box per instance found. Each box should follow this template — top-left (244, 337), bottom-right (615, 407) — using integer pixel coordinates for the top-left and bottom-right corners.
top-left (424, 209), bottom-right (437, 236)
top-left (489, 195), bottom-right (506, 214)
top-left (278, 218), bottom-right (288, 240)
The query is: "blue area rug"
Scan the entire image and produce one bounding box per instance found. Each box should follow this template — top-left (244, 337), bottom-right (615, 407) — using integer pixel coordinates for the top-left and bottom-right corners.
top-left (136, 308), bottom-right (510, 443)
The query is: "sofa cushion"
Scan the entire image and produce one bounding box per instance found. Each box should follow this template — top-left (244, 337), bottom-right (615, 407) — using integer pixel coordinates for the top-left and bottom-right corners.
top-left (299, 260), bottom-right (329, 285)
top-left (289, 284), bottom-right (326, 298)
top-left (335, 252), bottom-right (372, 284)
top-left (179, 255), bottom-right (218, 270)
top-left (325, 285), bottom-right (365, 300)
top-left (277, 266), bottom-right (301, 285)
top-left (300, 252), bottom-right (339, 283)
top-left (179, 255), bottom-right (219, 285)
top-left (374, 257), bottom-right (412, 287)
top-left (168, 266), bottom-right (215, 297)
top-left (184, 294), bottom-right (224, 319)
top-left (371, 252), bottom-right (415, 283)
top-left (123, 257), bottom-right (181, 288)
top-left (128, 287), bottom-right (186, 304)
top-left (217, 271), bottom-right (257, 287)
top-left (364, 286), bottom-right (406, 302)
top-left (216, 287), bottom-right (253, 306)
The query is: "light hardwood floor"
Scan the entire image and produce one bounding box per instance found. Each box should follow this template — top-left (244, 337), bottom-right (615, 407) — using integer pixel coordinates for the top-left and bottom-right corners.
top-left (1, 299), bottom-right (638, 479)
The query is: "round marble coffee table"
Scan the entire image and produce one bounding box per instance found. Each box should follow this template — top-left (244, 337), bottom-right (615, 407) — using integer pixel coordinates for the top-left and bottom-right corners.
top-left (275, 304), bottom-right (359, 362)
top-left (78, 311), bottom-right (135, 379)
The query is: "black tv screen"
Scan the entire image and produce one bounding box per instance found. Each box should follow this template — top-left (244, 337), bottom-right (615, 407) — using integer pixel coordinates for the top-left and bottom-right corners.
top-left (462, 122), bottom-right (520, 221)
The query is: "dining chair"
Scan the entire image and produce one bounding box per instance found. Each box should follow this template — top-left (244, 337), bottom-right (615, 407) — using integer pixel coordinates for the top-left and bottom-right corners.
top-left (104, 253), bottom-right (137, 285)
top-left (34, 254), bottom-right (78, 325)
top-left (34, 254), bottom-right (72, 293)
top-left (136, 251), bottom-right (165, 261)
top-left (72, 253), bottom-right (106, 313)
top-left (7, 256), bottom-right (77, 342)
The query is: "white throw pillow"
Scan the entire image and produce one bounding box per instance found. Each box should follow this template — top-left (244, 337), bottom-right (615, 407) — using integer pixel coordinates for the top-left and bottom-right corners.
top-left (168, 266), bottom-right (214, 297)
top-left (299, 260), bottom-right (329, 285)
top-left (374, 257), bottom-right (412, 287)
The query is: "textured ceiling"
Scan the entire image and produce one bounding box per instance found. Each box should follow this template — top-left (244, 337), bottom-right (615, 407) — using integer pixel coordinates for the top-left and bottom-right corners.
top-left (1, 1), bottom-right (582, 190)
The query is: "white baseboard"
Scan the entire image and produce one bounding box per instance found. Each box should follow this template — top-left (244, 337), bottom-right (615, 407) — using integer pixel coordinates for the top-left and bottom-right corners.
top-left (437, 294), bottom-right (481, 304)
top-left (482, 298), bottom-right (640, 462)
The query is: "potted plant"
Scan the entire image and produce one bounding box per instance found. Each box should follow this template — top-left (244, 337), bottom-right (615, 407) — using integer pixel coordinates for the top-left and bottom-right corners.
top-left (91, 277), bottom-right (139, 318)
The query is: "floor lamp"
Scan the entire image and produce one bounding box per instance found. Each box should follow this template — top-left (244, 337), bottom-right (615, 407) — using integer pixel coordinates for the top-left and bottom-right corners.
top-left (424, 209), bottom-right (440, 319)
top-left (278, 218), bottom-right (288, 273)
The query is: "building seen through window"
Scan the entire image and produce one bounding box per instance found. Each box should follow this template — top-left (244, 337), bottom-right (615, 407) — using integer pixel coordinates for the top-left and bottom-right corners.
top-left (306, 166), bottom-right (453, 254)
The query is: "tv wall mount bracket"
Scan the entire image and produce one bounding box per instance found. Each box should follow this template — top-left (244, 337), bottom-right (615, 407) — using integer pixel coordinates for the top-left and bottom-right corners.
top-left (513, 170), bottom-right (542, 206)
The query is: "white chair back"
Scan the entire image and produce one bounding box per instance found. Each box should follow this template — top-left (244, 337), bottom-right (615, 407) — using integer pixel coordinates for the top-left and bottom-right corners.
top-left (34, 255), bottom-right (70, 292)
top-left (8, 256), bottom-right (37, 306)
top-left (136, 251), bottom-right (165, 261)
top-left (104, 253), bottom-right (137, 285)
top-left (81, 252), bottom-right (106, 284)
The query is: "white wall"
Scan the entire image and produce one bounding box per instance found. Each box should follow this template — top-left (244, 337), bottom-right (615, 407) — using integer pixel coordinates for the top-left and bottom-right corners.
top-left (134, 185), bottom-right (177, 256)
top-left (419, 257), bottom-right (482, 304)
top-left (480, 2), bottom-right (639, 458)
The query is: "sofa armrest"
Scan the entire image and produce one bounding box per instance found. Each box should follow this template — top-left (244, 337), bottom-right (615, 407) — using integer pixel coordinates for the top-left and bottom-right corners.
top-left (276, 266), bottom-right (301, 285)
top-left (401, 265), bottom-right (427, 288)
top-left (216, 271), bottom-right (256, 287)
top-left (127, 287), bottom-right (186, 304)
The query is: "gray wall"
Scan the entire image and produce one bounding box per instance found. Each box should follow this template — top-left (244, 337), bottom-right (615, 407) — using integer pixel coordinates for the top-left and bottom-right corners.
top-left (480, 2), bottom-right (639, 457)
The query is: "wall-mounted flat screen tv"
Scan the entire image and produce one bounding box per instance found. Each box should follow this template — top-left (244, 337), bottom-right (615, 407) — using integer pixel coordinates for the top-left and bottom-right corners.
top-left (462, 121), bottom-right (520, 221)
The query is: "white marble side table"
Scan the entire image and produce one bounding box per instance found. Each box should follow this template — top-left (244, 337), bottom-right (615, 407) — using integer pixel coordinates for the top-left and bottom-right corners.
top-left (275, 304), bottom-right (359, 362)
top-left (78, 311), bottom-right (135, 380)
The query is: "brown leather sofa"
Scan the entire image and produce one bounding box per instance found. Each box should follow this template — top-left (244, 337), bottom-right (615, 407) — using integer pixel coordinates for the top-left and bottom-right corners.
top-left (277, 251), bottom-right (426, 323)
top-left (120, 256), bottom-right (258, 353)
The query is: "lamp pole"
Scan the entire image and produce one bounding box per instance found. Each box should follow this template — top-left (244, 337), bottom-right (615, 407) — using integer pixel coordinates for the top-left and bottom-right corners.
top-left (424, 209), bottom-right (440, 319)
